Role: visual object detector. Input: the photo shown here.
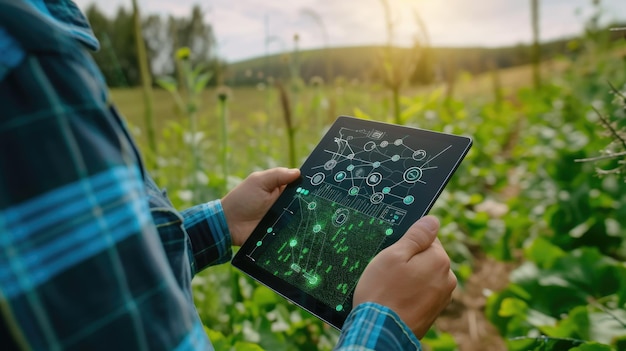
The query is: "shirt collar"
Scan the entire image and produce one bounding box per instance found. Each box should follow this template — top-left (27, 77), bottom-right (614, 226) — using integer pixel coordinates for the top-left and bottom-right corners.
top-left (0, 0), bottom-right (99, 81)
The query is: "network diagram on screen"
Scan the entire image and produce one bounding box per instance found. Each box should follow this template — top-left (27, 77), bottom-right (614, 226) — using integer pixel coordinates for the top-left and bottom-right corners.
top-left (244, 125), bottom-right (456, 313)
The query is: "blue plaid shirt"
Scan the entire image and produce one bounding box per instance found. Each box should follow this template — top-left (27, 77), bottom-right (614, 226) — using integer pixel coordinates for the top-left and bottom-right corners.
top-left (0, 1), bottom-right (422, 350)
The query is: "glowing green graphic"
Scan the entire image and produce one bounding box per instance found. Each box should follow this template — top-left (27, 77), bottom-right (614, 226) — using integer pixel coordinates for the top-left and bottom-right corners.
top-left (246, 124), bottom-right (458, 310)
top-left (296, 187), bottom-right (310, 195)
top-left (256, 241), bottom-right (263, 246)
top-left (306, 273), bottom-right (321, 287)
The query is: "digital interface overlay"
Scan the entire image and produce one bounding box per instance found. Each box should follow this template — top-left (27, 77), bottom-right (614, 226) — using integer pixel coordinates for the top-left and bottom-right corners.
top-left (233, 116), bottom-right (472, 327)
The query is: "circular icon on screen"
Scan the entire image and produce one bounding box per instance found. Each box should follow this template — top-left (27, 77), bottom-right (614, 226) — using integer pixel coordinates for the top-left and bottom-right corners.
top-left (324, 159), bottom-right (337, 170)
top-left (332, 208), bottom-right (350, 226)
top-left (370, 192), bottom-right (384, 204)
top-left (348, 186), bottom-right (359, 196)
top-left (366, 172), bottom-right (383, 186)
top-left (412, 150), bottom-right (427, 161)
top-left (334, 171), bottom-right (347, 182)
top-left (403, 167), bottom-right (423, 183)
top-left (311, 172), bottom-right (325, 186)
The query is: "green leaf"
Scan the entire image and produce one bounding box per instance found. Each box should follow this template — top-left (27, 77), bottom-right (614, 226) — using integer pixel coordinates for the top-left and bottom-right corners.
top-left (194, 72), bottom-right (213, 94)
top-left (156, 76), bottom-right (177, 93)
top-left (507, 336), bottom-right (585, 351)
top-left (524, 237), bottom-right (566, 269)
top-left (203, 326), bottom-right (232, 351)
top-left (541, 305), bottom-right (590, 339)
top-left (526, 308), bottom-right (557, 327)
top-left (569, 342), bottom-right (615, 351)
top-left (233, 341), bottom-right (265, 351)
top-left (499, 297), bottom-right (528, 317)
top-left (251, 285), bottom-right (278, 307)
top-left (204, 326), bottom-right (225, 343)
top-left (421, 329), bottom-right (458, 351)
top-left (549, 248), bottom-right (621, 298)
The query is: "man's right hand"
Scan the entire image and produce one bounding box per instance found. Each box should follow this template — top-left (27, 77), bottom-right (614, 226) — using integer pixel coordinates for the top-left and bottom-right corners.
top-left (352, 215), bottom-right (457, 339)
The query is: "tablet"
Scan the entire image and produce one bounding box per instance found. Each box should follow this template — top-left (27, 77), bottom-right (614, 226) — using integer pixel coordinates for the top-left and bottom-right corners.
top-left (231, 116), bottom-right (472, 329)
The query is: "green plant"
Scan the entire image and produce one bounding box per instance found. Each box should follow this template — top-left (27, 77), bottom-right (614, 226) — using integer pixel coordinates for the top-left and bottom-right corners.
top-left (156, 47), bottom-right (215, 200)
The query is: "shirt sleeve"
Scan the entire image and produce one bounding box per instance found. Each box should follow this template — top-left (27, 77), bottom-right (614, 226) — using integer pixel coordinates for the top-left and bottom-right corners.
top-left (181, 200), bottom-right (233, 274)
top-left (334, 302), bottom-right (422, 351)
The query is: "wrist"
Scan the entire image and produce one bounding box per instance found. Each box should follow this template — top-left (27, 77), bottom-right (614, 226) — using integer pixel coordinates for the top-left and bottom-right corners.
top-left (219, 198), bottom-right (242, 246)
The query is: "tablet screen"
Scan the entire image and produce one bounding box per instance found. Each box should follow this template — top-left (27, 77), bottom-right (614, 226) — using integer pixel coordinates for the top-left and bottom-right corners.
top-left (232, 116), bottom-right (472, 329)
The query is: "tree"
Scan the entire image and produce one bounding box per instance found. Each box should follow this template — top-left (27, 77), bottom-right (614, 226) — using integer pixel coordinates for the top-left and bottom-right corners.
top-left (85, 4), bottom-right (220, 88)
top-left (85, 4), bottom-right (130, 86)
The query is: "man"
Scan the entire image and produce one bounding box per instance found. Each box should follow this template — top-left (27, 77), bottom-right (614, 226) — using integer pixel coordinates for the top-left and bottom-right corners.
top-left (0, 1), bottom-right (456, 350)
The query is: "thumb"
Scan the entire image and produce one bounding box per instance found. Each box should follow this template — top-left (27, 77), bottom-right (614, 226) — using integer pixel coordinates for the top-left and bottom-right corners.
top-left (259, 167), bottom-right (300, 191)
top-left (393, 215), bottom-right (439, 259)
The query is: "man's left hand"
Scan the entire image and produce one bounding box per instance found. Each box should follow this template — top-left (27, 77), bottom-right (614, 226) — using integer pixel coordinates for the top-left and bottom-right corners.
top-left (221, 167), bottom-right (301, 246)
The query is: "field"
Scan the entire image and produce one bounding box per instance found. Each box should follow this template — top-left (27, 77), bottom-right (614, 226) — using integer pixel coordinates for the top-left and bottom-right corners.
top-left (111, 43), bottom-right (626, 351)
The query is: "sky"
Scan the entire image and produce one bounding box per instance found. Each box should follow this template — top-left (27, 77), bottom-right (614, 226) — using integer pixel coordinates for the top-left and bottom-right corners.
top-left (72, 0), bottom-right (626, 62)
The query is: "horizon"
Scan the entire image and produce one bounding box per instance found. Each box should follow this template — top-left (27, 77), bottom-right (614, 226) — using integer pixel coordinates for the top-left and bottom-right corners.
top-left (73, 0), bottom-right (626, 63)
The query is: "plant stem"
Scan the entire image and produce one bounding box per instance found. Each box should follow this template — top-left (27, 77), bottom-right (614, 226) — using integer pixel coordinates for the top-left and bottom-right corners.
top-left (575, 151), bottom-right (626, 162)
top-left (131, 0), bottom-right (157, 166)
top-left (277, 81), bottom-right (296, 168)
top-left (219, 98), bottom-right (229, 195)
top-left (392, 86), bottom-right (401, 125)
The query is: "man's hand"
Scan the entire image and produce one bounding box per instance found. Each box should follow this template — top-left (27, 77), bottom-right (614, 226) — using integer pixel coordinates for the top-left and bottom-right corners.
top-left (221, 167), bottom-right (301, 246)
top-left (353, 215), bottom-right (456, 339)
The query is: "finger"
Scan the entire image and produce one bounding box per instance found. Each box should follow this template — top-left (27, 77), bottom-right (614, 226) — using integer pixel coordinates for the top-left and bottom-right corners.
top-left (258, 167), bottom-right (300, 191)
top-left (448, 270), bottom-right (458, 291)
top-left (393, 215), bottom-right (439, 259)
top-left (431, 237), bottom-right (444, 249)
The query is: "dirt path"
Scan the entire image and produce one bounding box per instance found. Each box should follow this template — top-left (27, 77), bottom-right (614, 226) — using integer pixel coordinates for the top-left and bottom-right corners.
top-left (434, 256), bottom-right (518, 351)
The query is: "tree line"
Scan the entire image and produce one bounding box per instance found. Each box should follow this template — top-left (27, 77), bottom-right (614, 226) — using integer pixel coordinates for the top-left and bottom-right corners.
top-left (85, 4), bottom-right (222, 87)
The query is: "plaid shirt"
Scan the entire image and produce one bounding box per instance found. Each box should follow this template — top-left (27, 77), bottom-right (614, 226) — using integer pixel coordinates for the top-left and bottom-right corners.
top-left (0, 1), bottom-right (422, 350)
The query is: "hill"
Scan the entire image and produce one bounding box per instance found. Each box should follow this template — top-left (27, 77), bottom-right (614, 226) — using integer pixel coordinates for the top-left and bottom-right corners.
top-left (224, 39), bottom-right (574, 86)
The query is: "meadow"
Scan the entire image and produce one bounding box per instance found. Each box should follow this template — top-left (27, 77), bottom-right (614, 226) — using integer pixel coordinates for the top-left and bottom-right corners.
top-left (110, 39), bottom-right (626, 351)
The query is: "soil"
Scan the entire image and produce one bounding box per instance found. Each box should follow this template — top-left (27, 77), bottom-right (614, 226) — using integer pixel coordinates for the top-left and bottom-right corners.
top-left (433, 255), bottom-right (518, 351)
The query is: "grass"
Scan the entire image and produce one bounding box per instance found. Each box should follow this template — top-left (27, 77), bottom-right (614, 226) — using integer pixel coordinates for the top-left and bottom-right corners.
top-left (112, 59), bottom-right (558, 146)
